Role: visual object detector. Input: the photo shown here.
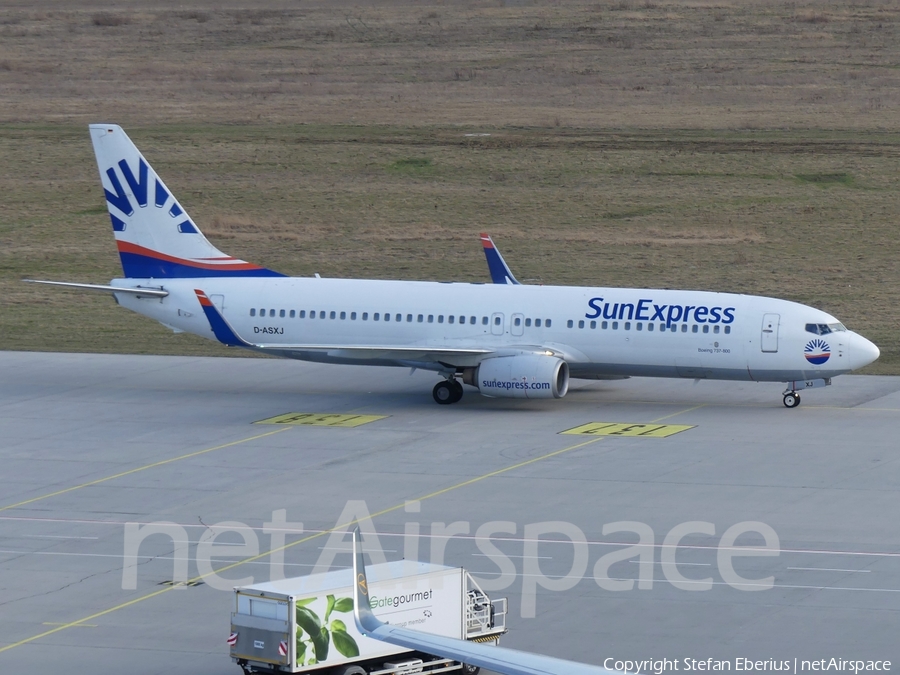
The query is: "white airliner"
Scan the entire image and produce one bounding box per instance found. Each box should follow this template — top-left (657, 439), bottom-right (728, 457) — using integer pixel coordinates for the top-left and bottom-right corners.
top-left (28, 125), bottom-right (879, 407)
top-left (350, 528), bottom-right (612, 675)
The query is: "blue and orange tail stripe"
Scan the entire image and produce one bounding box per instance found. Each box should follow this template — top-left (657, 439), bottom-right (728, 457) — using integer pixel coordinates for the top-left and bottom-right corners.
top-left (195, 290), bottom-right (250, 347)
top-left (120, 242), bottom-right (284, 279)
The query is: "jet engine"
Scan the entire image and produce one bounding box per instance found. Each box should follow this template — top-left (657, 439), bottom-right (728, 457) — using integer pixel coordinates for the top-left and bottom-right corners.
top-left (464, 354), bottom-right (569, 399)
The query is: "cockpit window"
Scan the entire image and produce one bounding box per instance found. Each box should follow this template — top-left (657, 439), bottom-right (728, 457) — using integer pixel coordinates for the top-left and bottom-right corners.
top-left (805, 322), bottom-right (847, 335)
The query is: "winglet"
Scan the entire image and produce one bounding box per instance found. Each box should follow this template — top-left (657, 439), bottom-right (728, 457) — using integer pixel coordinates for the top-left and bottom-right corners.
top-left (480, 233), bottom-right (520, 285)
top-left (194, 289), bottom-right (252, 347)
top-left (352, 527), bottom-right (384, 635)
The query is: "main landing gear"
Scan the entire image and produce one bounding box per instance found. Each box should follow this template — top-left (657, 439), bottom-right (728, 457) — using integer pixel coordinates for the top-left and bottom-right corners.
top-left (433, 378), bottom-right (464, 405)
top-left (782, 391), bottom-right (800, 408)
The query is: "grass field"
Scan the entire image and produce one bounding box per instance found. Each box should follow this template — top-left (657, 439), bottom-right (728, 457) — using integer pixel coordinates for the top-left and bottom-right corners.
top-left (1, 2), bottom-right (899, 372)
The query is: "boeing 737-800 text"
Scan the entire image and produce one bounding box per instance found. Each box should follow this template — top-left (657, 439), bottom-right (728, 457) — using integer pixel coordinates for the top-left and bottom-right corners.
top-left (27, 125), bottom-right (880, 407)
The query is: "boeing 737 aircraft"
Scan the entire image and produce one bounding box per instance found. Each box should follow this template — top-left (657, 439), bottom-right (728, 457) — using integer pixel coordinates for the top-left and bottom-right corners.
top-left (28, 125), bottom-right (879, 407)
top-left (351, 528), bottom-right (612, 675)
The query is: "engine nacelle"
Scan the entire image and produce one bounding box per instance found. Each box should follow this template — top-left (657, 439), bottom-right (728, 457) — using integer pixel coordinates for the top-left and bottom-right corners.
top-left (469, 355), bottom-right (569, 399)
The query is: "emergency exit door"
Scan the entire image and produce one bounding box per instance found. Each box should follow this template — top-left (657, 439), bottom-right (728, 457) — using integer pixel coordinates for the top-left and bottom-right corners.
top-left (761, 313), bottom-right (779, 352)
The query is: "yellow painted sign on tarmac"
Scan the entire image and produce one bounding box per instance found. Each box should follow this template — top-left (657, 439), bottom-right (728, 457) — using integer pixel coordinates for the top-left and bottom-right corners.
top-left (560, 422), bottom-right (694, 438)
top-left (255, 413), bottom-right (388, 427)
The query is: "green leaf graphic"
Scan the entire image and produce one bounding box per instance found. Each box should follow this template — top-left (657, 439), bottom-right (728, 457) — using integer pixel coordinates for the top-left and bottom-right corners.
top-left (312, 626), bottom-right (330, 661)
top-left (295, 598), bottom-right (316, 607)
top-left (325, 594), bottom-right (336, 622)
top-left (332, 629), bottom-right (360, 658)
top-left (330, 619), bottom-right (346, 633)
top-left (295, 606), bottom-right (321, 639)
top-left (295, 639), bottom-right (306, 663)
top-left (333, 597), bottom-right (353, 613)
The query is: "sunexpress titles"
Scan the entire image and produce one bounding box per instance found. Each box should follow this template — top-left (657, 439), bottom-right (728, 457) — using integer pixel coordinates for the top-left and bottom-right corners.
top-left (586, 297), bottom-right (737, 329)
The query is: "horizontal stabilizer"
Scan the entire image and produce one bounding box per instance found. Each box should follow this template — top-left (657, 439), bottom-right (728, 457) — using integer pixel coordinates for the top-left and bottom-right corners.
top-left (352, 529), bottom-right (613, 675)
top-left (23, 279), bottom-right (168, 297)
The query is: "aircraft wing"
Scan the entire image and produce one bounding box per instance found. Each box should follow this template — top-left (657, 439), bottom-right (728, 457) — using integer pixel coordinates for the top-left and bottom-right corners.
top-left (480, 233), bottom-right (520, 285)
top-left (194, 290), bottom-right (494, 363)
top-left (351, 529), bottom-right (615, 675)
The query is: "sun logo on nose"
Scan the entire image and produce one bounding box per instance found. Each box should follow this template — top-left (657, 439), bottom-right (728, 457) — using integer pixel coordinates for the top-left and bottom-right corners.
top-left (804, 338), bottom-right (831, 365)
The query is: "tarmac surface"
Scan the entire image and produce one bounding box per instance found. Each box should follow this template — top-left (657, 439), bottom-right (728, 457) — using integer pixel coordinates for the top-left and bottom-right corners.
top-left (1, 350), bottom-right (899, 675)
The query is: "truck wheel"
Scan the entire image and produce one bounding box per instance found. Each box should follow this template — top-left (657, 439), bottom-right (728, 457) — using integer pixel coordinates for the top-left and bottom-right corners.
top-left (462, 664), bottom-right (480, 675)
top-left (337, 667), bottom-right (366, 675)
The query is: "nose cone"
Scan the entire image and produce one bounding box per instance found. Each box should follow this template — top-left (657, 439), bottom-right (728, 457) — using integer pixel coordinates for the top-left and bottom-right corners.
top-left (850, 333), bottom-right (880, 370)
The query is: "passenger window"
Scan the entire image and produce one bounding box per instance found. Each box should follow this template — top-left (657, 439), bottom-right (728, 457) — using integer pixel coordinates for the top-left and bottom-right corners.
top-left (260, 308), bottom-right (266, 316)
top-left (515, 317), bottom-right (522, 327)
top-left (482, 317), bottom-right (488, 325)
top-left (648, 323), bottom-right (654, 332)
top-left (351, 312), bottom-right (357, 320)
top-left (545, 319), bottom-right (552, 327)
top-left (250, 308), bottom-right (256, 317)
top-left (590, 320), bottom-right (596, 329)
top-left (470, 316), bottom-right (476, 324)
top-left (567, 320), bottom-right (574, 328)
top-left (269, 309), bottom-right (276, 317)
top-left (535, 319), bottom-right (542, 327)
top-left (692, 325), bottom-right (698, 333)
top-left (681, 324), bottom-right (687, 332)
top-left (362, 312), bottom-right (368, 320)
top-left (418, 314), bottom-right (424, 323)
top-left (612, 321), bottom-right (619, 330)
top-left (636, 322), bottom-right (642, 331)
top-left (396, 314), bottom-right (402, 322)
top-left (459, 316), bottom-right (465, 324)
top-left (428, 315), bottom-right (434, 323)
top-left (724, 326), bottom-right (731, 334)
top-left (384, 313), bottom-right (390, 322)
top-left (494, 317), bottom-right (501, 325)
top-left (601, 321), bottom-right (608, 329)
top-left (702, 325), bottom-right (709, 333)
top-left (407, 314), bottom-right (413, 322)
top-left (714, 325), bottom-right (720, 334)
top-left (449, 315), bottom-right (455, 324)
top-left (525, 318), bottom-right (532, 327)
top-left (340, 311), bottom-right (346, 320)
top-left (300, 310), bottom-right (306, 318)
top-left (289, 310), bottom-right (295, 318)
top-left (438, 315), bottom-right (444, 323)
top-left (625, 322), bottom-right (631, 330)
top-left (330, 311), bottom-right (336, 319)
top-left (578, 320), bottom-right (584, 328)
top-left (670, 325), bottom-right (677, 332)
top-left (279, 309), bottom-right (284, 318)
top-left (319, 311), bottom-right (325, 319)
top-left (374, 313), bottom-right (380, 321)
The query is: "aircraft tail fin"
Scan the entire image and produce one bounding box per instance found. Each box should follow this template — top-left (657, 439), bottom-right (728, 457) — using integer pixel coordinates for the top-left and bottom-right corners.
top-left (89, 124), bottom-right (283, 279)
top-left (480, 233), bottom-right (520, 285)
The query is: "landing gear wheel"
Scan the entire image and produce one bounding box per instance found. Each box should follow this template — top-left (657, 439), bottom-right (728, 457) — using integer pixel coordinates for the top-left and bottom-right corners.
top-left (433, 380), bottom-right (455, 404)
top-left (461, 664), bottom-right (481, 675)
top-left (337, 667), bottom-right (366, 675)
top-left (783, 392), bottom-right (800, 408)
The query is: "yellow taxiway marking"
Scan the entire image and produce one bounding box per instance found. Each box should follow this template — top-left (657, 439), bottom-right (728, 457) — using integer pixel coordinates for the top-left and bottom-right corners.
top-left (0, 427), bottom-right (292, 514)
top-left (0, 405), bottom-right (699, 654)
top-left (42, 623), bottom-right (96, 628)
top-left (254, 412), bottom-right (388, 427)
top-left (561, 422), bottom-right (695, 438)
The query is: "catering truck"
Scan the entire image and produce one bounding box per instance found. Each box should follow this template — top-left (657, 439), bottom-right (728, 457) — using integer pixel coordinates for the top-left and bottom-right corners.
top-left (229, 560), bottom-right (508, 675)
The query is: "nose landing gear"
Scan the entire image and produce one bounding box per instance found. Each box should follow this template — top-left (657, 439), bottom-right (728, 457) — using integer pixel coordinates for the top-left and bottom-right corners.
top-left (433, 378), bottom-right (464, 404)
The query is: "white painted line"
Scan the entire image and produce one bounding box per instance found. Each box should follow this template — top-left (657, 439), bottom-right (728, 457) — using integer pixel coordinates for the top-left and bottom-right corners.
top-left (22, 535), bottom-right (99, 540)
top-left (787, 567), bottom-right (871, 573)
